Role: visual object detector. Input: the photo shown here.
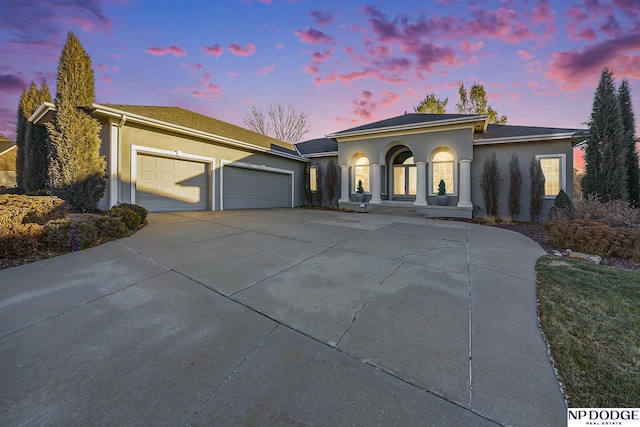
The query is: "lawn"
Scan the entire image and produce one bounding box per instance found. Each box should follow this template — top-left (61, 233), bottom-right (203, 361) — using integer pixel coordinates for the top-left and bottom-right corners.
top-left (536, 255), bottom-right (640, 407)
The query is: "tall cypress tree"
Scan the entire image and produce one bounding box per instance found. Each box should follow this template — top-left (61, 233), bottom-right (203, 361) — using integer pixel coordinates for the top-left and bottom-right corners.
top-left (582, 68), bottom-right (626, 201)
top-left (618, 78), bottom-right (639, 205)
top-left (24, 82), bottom-right (53, 192)
top-left (46, 31), bottom-right (106, 212)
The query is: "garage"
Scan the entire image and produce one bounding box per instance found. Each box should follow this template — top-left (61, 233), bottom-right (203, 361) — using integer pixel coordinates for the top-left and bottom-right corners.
top-left (222, 165), bottom-right (292, 209)
top-left (135, 154), bottom-right (208, 212)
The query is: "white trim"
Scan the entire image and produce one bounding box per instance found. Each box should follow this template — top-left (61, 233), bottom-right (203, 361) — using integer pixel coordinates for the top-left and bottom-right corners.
top-left (302, 151), bottom-right (338, 158)
top-left (535, 153), bottom-right (566, 198)
top-left (220, 159), bottom-right (295, 210)
top-left (0, 144), bottom-right (16, 157)
top-left (473, 132), bottom-right (578, 145)
top-left (428, 149), bottom-right (458, 197)
top-left (130, 145), bottom-right (215, 210)
top-left (108, 122), bottom-right (119, 207)
top-left (327, 115), bottom-right (488, 139)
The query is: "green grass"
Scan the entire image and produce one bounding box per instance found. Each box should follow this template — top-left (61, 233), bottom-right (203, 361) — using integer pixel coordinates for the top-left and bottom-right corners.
top-left (536, 256), bottom-right (640, 407)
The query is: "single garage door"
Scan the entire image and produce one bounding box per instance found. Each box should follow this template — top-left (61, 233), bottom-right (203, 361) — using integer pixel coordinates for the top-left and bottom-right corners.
top-left (223, 166), bottom-right (291, 209)
top-left (136, 154), bottom-right (208, 212)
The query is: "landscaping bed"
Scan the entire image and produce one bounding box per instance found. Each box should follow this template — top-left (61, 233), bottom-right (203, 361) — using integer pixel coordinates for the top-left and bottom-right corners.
top-left (0, 195), bottom-right (147, 270)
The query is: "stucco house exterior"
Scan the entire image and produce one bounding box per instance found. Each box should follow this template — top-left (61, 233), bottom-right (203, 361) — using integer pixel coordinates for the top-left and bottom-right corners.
top-left (298, 113), bottom-right (585, 222)
top-left (0, 136), bottom-right (17, 187)
top-left (30, 103), bottom-right (584, 221)
top-left (31, 103), bottom-right (308, 212)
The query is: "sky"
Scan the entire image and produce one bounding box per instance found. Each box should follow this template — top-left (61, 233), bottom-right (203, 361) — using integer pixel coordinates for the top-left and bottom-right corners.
top-left (1, 0), bottom-right (639, 171)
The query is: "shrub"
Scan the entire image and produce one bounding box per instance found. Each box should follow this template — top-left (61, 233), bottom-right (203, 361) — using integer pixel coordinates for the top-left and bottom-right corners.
top-left (91, 215), bottom-right (130, 239)
top-left (480, 153), bottom-right (501, 216)
top-left (0, 224), bottom-right (45, 259)
top-left (529, 158), bottom-right (545, 223)
top-left (106, 206), bottom-right (142, 232)
top-left (116, 203), bottom-right (148, 225)
top-left (0, 195), bottom-right (68, 226)
top-left (508, 154), bottom-right (522, 219)
top-left (545, 219), bottom-right (640, 260)
top-left (45, 216), bottom-right (100, 253)
top-left (548, 189), bottom-right (575, 221)
top-left (571, 195), bottom-right (640, 228)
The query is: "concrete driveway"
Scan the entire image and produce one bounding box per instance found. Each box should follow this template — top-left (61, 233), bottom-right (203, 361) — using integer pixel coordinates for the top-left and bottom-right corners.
top-left (0, 209), bottom-right (566, 426)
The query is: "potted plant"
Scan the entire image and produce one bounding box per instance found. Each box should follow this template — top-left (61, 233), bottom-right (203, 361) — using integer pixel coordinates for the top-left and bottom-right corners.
top-left (437, 179), bottom-right (448, 206)
top-left (355, 179), bottom-right (365, 202)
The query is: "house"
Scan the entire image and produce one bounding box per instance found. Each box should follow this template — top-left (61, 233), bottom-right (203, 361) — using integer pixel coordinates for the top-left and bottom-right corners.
top-left (30, 103), bottom-right (308, 212)
top-left (30, 103), bottom-right (584, 221)
top-left (298, 113), bottom-right (586, 222)
top-left (0, 136), bottom-right (17, 187)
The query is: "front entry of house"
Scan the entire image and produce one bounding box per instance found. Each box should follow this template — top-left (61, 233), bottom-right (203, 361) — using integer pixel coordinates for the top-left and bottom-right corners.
top-left (392, 151), bottom-right (416, 199)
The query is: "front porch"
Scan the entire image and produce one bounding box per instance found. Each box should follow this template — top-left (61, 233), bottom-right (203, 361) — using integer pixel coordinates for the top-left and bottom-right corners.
top-left (338, 200), bottom-right (472, 219)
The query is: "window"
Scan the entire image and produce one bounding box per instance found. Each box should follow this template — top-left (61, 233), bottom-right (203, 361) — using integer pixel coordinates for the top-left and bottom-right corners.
top-left (536, 154), bottom-right (566, 197)
top-left (432, 151), bottom-right (454, 194)
top-left (309, 166), bottom-right (317, 192)
top-left (354, 156), bottom-right (370, 192)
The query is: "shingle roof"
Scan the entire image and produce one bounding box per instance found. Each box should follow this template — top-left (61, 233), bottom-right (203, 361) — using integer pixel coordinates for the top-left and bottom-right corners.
top-left (474, 124), bottom-right (585, 141)
top-left (103, 104), bottom-right (295, 152)
top-left (295, 138), bottom-right (338, 156)
top-left (0, 135), bottom-right (15, 154)
top-left (330, 113), bottom-right (483, 135)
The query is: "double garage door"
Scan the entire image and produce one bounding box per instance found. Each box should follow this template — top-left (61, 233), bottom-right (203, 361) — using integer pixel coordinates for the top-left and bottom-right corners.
top-left (135, 154), bottom-right (291, 212)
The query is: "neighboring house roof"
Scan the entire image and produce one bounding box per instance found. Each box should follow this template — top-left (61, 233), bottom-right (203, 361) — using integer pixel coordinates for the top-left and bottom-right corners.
top-left (295, 138), bottom-right (338, 157)
top-left (0, 136), bottom-right (17, 171)
top-left (327, 113), bottom-right (488, 138)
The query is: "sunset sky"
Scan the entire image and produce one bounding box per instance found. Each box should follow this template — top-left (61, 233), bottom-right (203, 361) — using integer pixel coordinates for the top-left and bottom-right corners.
top-left (1, 0), bottom-right (639, 171)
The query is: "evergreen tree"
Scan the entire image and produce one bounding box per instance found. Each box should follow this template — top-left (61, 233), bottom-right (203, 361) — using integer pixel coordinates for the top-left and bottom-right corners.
top-left (46, 31), bottom-right (106, 212)
top-left (618, 78), bottom-right (639, 205)
top-left (529, 157), bottom-right (545, 223)
top-left (582, 68), bottom-right (626, 201)
top-left (15, 87), bottom-right (33, 190)
top-left (24, 82), bottom-right (53, 192)
top-left (480, 152), bottom-right (501, 216)
top-left (508, 154), bottom-right (522, 219)
top-left (414, 93), bottom-right (448, 114)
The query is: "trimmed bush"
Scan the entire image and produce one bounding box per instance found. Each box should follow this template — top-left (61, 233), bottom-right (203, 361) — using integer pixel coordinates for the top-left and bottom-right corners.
top-left (0, 224), bottom-right (45, 258)
top-left (548, 189), bottom-right (574, 221)
top-left (106, 206), bottom-right (143, 232)
top-left (45, 217), bottom-right (100, 253)
top-left (545, 220), bottom-right (640, 260)
top-left (115, 203), bottom-right (148, 225)
top-left (0, 195), bottom-right (68, 226)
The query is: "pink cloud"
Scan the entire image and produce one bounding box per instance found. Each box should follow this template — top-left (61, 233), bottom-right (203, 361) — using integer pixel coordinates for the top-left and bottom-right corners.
top-left (103, 75), bottom-right (112, 84)
top-left (146, 45), bottom-right (186, 57)
top-left (258, 0), bottom-right (272, 3)
top-left (313, 68), bottom-right (405, 88)
top-left (547, 33), bottom-right (640, 84)
top-left (191, 72), bottom-right (221, 100)
top-left (460, 41), bottom-right (484, 55)
top-left (113, 66), bottom-right (120, 72)
top-left (228, 42), bottom-right (256, 56)
top-left (312, 48), bottom-right (334, 63)
top-left (203, 44), bottom-right (223, 57)
top-left (310, 10), bottom-right (333, 27)
top-left (182, 62), bottom-right (203, 71)
top-left (380, 90), bottom-right (400, 106)
top-left (228, 71), bottom-right (239, 77)
top-left (517, 50), bottom-right (533, 60)
top-left (352, 90), bottom-right (376, 120)
top-left (293, 27), bottom-right (335, 45)
top-left (276, 42), bottom-right (285, 50)
top-left (255, 65), bottom-right (274, 76)
top-left (106, 52), bottom-right (123, 59)
top-left (95, 63), bottom-right (108, 71)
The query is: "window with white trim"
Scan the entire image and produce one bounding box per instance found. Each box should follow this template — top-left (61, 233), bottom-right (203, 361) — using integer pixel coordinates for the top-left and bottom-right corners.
top-left (309, 166), bottom-right (317, 192)
top-left (354, 156), bottom-right (370, 192)
top-left (536, 154), bottom-right (566, 197)
top-left (431, 151), bottom-right (455, 194)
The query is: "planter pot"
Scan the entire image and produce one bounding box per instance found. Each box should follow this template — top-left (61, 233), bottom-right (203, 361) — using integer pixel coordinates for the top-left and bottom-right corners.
top-left (436, 195), bottom-right (448, 206)
top-left (355, 192), bottom-right (365, 202)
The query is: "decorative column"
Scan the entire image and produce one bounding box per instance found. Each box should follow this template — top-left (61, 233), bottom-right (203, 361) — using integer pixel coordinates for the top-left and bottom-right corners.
top-left (458, 159), bottom-right (473, 208)
top-left (339, 165), bottom-right (351, 203)
top-left (414, 161), bottom-right (428, 206)
top-left (370, 164), bottom-right (382, 204)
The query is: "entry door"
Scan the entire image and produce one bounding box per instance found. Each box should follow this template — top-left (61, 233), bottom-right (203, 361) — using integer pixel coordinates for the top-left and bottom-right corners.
top-left (393, 153), bottom-right (416, 197)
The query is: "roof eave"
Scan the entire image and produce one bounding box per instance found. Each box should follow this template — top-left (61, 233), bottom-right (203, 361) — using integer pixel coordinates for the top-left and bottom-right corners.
top-left (29, 102), bottom-right (56, 124)
top-left (473, 132), bottom-right (583, 146)
top-left (326, 115), bottom-right (488, 139)
top-left (88, 104), bottom-right (306, 162)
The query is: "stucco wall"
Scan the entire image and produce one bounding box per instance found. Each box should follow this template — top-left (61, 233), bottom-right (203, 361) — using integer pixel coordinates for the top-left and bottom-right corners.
top-left (471, 140), bottom-right (574, 222)
top-left (98, 120), bottom-right (306, 210)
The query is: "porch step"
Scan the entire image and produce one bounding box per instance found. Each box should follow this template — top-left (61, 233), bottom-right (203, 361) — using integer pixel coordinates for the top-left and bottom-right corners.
top-left (338, 201), bottom-right (472, 219)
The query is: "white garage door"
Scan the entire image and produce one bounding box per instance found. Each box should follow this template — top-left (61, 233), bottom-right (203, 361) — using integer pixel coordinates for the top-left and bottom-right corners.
top-left (223, 166), bottom-right (291, 209)
top-left (136, 154), bottom-right (208, 212)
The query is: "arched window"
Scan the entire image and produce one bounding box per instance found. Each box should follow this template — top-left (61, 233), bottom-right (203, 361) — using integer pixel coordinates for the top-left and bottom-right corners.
top-left (354, 156), bottom-right (370, 192)
top-left (432, 151), bottom-right (454, 194)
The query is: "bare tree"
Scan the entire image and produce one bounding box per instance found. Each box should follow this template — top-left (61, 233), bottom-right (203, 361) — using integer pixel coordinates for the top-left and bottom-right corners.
top-left (242, 103), bottom-right (311, 144)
